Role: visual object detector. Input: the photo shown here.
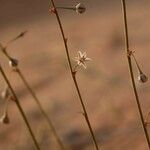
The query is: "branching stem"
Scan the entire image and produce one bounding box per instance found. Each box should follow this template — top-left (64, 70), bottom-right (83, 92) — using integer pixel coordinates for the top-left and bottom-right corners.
top-left (50, 1), bottom-right (100, 149)
top-left (0, 65), bottom-right (40, 150)
top-left (121, 0), bottom-right (150, 149)
top-left (0, 44), bottom-right (65, 150)
top-left (16, 69), bottom-right (66, 150)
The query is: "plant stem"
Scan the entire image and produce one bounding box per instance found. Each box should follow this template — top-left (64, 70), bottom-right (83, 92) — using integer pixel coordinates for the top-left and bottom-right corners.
top-left (0, 45), bottom-right (66, 150)
top-left (121, 0), bottom-right (150, 149)
top-left (50, 1), bottom-right (100, 149)
top-left (16, 69), bottom-right (66, 150)
top-left (56, 7), bottom-right (75, 11)
top-left (131, 53), bottom-right (143, 74)
top-left (145, 111), bottom-right (150, 125)
top-left (0, 65), bottom-right (40, 150)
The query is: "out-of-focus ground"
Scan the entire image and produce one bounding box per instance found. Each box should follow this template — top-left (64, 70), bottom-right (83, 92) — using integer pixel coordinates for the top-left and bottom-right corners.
top-left (0, 0), bottom-right (150, 149)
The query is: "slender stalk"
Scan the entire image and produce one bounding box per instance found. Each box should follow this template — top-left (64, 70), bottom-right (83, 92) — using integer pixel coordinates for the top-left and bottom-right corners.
top-left (56, 7), bottom-right (75, 11)
top-left (0, 65), bottom-right (40, 150)
top-left (16, 69), bottom-right (66, 150)
top-left (0, 45), bottom-right (66, 150)
top-left (6, 31), bottom-right (28, 47)
top-left (121, 0), bottom-right (150, 149)
top-left (145, 111), bottom-right (150, 125)
top-left (50, 1), bottom-right (100, 149)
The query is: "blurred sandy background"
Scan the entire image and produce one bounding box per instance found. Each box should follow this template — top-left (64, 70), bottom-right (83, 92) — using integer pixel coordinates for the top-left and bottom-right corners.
top-left (0, 0), bottom-right (150, 149)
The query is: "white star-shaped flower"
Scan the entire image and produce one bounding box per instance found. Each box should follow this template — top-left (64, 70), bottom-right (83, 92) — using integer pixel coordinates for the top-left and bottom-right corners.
top-left (74, 51), bottom-right (91, 69)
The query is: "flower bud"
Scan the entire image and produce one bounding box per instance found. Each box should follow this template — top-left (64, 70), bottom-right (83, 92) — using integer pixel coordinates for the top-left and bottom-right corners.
top-left (138, 73), bottom-right (148, 83)
top-left (1, 87), bottom-right (15, 101)
top-left (1, 87), bottom-right (10, 100)
top-left (0, 113), bottom-right (10, 124)
top-left (9, 58), bottom-right (19, 68)
top-left (75, 3), bottom-right (86, 14)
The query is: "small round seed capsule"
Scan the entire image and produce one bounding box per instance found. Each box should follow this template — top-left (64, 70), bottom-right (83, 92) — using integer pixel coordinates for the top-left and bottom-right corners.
top-left (138, 73), bottom-right (148, 83)
top-left (0, 113), bottom-right (10, 124)
top-left (9, 58), bottom-right (19, 68)
top-left (75, 3), bottom-right (86, 14)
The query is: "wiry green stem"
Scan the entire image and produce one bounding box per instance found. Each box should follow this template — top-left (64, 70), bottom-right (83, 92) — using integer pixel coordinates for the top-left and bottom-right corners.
top-left (121, 0), bottom-right (150, 149)
top-left (0, 65), bottom-right (40, 150)
top-left (50, 1), bottom-right (100, 149)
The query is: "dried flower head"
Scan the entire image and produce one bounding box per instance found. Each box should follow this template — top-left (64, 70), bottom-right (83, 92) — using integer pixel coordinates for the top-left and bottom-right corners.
top-left (75, 3), bottom-right (86, 14)
top-left (74, 51), bottom-right (91, 69)
top-left (0, 112), bottom-right (10, 124)
top-left (9, 58), bottom-right (19, 69)
top-left (138, 72), bottom-right (148, 83)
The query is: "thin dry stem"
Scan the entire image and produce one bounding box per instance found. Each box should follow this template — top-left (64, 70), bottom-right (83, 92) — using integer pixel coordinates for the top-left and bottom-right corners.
top-left (6, 31), bottom-right (28, 47)
top-left (131, 53), bottom-right (143, 74)
top-left (0, 43), bottom-right (65, 150)
top-left (50, 1), bottom-right (100, 149)
top-left (16, 69), bottom-right (66, 150)
top-left (121, 0), bottom-right (150, 149)
top-left (145, 111), bottom-right (150, 125)
top-left (56, 7), bottom-right (75, 11)
top-left (0, 65), bottom-right (40, 150)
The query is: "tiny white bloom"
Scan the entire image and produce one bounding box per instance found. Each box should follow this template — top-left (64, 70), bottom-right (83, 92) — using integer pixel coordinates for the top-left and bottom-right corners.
top-left (74, 51), bottom-right (91, 69)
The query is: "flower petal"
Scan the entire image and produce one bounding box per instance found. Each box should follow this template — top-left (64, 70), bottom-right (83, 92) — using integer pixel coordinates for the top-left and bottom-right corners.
top-left (78, 51), bottom-right (82, 58)
top-left (82, 52), bottom-right (87, 58)
top-left (81, 62), bottom-right (87, 69)
top-left (85, 58), bottom-right (92, 61)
